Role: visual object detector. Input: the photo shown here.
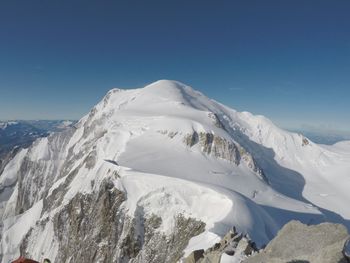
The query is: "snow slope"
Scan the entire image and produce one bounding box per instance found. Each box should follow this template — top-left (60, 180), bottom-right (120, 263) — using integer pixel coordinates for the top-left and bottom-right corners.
top-left (0, 80), bottom-right (349, 262)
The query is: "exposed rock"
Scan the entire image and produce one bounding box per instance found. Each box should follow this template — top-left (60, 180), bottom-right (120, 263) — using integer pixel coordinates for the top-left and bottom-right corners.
top-left (200, 252), bottom-right (222, 263)
top-left (343, 238), bottom-right (350, 262)
top-left (186, 221), bottom-right (350, 263)
top-left (157, 129), bottom-right (168, 135)
top-left (26, 179), bottom-right (126, 263)
top-left (168, 131), bottom-right (178, 138)
top-left (208, 112), bottom-right (225, 129)
top-left (184, 131), bottom-right (199, 147)
top-left (157, 130), bottom-right (178, 138)
top-left (14, 128), bottom-right (75, 216)
top-left (0, 147), bottom-right (21, 175)
top-left (235, 237), bottom-right (255, 256)
top-left (185, 249), bottom-right (204, 263)
top-left (243, 220), bottom-right (350, 263)
top-left (185, 227), bottom-right (257, 263)
top-left (129, 214), bottom-right (206, 263)
top-left (240, 149), bottom-right (268, 183)
top-left (302, 137), bottom-right (310, 146)
top-left (184, 131), bottom-right (240, 164)
top-left (84, 149), bottom-right (97, 169)
top-left (21, 178), bottom-right (205, 263)
top-left (183, 131), bottom-right (268, 183)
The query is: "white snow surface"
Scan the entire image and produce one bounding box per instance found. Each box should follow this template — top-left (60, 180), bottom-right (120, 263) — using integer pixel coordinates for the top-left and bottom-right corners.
top-left (1, 200), bottom-right (43, 263)
top-left (56, 120), bottom-right (73, 129)
top-left (1, 80), bottom-right (350, 262)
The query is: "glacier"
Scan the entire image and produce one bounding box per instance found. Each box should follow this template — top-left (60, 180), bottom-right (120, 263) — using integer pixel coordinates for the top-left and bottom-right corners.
top-left (0, 80), bottom-right (349, 263)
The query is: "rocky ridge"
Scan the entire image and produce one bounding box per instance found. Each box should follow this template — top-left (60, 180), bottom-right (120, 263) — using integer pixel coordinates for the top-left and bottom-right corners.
top-left (185, 221), bottom-right (350, 263)
top-left (185, 227), bottom-right (257, 263)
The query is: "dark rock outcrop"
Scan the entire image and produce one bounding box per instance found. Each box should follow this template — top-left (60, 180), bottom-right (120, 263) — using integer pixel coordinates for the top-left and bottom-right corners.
top-left (20, 176), bottom-right (206, 263)
top-left (183, 131), bottom-right (267, 182)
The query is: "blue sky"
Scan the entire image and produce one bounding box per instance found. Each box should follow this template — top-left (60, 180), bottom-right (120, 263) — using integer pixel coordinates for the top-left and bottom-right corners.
top-left (0, 0), bottom-right (349, 133)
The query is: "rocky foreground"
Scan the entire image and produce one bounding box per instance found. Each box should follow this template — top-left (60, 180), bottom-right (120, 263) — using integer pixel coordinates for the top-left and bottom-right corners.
top-left (186, 220), bottom-right (350, 263)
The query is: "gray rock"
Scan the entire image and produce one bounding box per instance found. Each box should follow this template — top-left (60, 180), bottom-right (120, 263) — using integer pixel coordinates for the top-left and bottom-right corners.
top-left (243, 220), bottom-right (350, 263)
top-left (184, 131), bottom-right (241, 165)
top-left (236, 237), bottom-right (254, 256)
top-left (200, 252), bottom-right (222, 263)
top-left (343, 238), bottom-right (350, 262)
top-left (185, 228), bottom-right (257, 263)
top-left (185, 249), bottom-right (204, 263)
top-left (183, 131), bottom-right (267, 183)
top-left (302, 137), bottom-right (310, 146)
top-left (21, 177), bottom-right (206, 263)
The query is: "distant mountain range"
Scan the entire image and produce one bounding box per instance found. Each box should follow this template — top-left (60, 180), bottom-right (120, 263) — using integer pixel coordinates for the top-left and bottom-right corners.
top-left (288, 128), bottom-right (350, 145)
top-left (0, 120), bottom-right (76, 171)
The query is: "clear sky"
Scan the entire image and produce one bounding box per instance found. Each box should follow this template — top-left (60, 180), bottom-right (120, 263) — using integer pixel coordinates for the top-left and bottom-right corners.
top-left (1, 0), bottom-right (349, 133)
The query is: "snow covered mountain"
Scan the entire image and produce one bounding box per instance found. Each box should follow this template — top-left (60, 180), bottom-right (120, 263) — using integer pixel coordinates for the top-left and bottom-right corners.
top-left (0, 120), bottom-right (76, 157)
top-left (0, 80), bottom-right (349, 263)
top-left (0, 120), bottom-right (76, 178)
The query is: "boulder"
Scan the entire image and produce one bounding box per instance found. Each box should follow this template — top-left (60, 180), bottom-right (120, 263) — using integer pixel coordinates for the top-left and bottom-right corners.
top-left (243, 220), bottom-right (350, 263)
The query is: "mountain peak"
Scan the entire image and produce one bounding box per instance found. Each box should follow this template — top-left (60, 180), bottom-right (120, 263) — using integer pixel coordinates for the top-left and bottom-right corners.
top-left (145, 79), bottom-right (187, 89)
top-left (141, 79), bottom-right (197, 101)
top-left (97, 80), bottom-right (206, 116)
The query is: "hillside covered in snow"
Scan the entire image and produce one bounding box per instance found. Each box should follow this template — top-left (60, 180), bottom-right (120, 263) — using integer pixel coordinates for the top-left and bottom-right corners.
top-left (0, 80), bottom-right (349, 263)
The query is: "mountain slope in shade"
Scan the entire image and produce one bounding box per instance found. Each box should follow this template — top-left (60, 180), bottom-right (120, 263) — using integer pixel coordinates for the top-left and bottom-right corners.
top-left (0, 80), bottom-right (349, 263)
top-left (0, 120), bottom-right (76, 152)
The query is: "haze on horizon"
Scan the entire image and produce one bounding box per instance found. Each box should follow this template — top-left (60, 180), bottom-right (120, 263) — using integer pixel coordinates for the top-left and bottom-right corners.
top-left (0, 0), bottom-right (349, 135)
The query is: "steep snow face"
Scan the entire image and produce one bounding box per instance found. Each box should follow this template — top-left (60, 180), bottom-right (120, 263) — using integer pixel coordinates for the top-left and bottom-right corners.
top-left (0, 80), bottom-right (349, 263)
